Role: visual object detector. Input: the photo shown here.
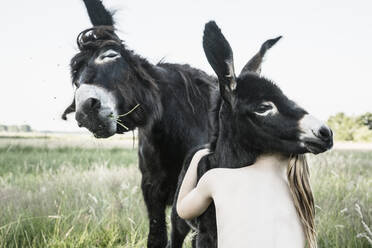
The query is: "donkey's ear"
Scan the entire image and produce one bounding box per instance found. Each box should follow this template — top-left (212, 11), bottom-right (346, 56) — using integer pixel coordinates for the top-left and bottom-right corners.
top-left (239, 36), bottom-right (282, 76)
top-left (82, 0), bottom-right (115, 26)
top-left (203, 21), bottom-right (237, 105)
top-left (61, 100), bottom-right (76, 120)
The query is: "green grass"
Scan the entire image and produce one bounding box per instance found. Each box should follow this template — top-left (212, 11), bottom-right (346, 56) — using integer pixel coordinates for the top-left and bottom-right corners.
top-left (310, 151), bottom-right (372, 247)
top-left (0, 145), bottom-right (147, 248)
top-left (0, 143), bottom-right (371, 247)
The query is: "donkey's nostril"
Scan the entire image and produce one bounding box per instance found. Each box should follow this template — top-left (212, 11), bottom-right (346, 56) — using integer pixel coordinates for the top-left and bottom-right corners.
top-left (317, 126), bottom-right (332, 142)
top-left (86, 97), bottom-right (101, 110)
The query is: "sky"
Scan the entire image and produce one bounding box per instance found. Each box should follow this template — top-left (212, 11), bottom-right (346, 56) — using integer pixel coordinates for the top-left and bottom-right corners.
top-left (1, 0), bottom-right (371, 132)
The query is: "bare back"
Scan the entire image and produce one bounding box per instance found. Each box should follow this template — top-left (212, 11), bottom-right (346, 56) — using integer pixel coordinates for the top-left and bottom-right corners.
top-left (204, 155), bottom-right (305, 248)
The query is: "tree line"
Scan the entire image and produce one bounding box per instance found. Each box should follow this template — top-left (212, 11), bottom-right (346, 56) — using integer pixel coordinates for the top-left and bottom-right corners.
top-left (0, 124), bottom-right (32, 133)
top-left (327, 113), bottom-right (372, 142)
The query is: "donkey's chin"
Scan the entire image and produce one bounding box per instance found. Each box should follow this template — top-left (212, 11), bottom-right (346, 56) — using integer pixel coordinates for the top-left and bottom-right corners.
top-left (302, 139), bottom-right (333, 154)
top-left (93, 130), bottom-right (115, 138)
top-left (90, 122), bottom-right (117, 139)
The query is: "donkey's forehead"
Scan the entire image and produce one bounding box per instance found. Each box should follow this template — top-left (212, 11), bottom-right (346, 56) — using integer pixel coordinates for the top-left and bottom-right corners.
top-left (70, 45), bottom-right (123, 78)
top-left (236, 74), bottom-right (285, 102)
top-left (74, 44), bottom-right (122, 61)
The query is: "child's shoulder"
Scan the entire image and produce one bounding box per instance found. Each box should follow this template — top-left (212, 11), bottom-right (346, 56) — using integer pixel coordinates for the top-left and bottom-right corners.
top-left (205, 167), bottom-right (232, 175)
top-left (199, 167), bottom-right (233, 183)
top-left (200, 166), bottom-right (255, 187)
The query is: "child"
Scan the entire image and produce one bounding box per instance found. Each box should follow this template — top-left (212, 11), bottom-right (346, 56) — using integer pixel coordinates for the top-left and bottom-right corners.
top-left (174, 20), bottom-right (330, 248)
top-left (176, 149), bottom-right (306, 248)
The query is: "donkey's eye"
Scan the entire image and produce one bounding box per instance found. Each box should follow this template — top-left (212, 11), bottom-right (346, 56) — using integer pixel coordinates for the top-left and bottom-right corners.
top-left (100, 52), bottom-right (120, 60)
top-left (254, 102), bottom-right (277, 116)
top-left (95, 49), bottom-right (121, 64)
top-left (256, 104), bottom-right (272, 113)
top-left (105, 53), bottom-right (119, 58)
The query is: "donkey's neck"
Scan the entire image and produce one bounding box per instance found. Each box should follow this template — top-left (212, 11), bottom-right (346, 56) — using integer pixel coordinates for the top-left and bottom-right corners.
top-left (127, 53), bottom-right (164, 127)
top-left (213, 120), bottom-right (259, 168)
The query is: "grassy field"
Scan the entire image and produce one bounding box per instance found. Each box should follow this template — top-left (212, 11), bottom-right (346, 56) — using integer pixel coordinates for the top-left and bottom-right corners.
top-left (0, 135), bottom-right (371, 247)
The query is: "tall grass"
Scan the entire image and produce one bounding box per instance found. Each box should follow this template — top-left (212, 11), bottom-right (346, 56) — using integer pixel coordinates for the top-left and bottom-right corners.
top-left (0, 144), bottom-right (370, 247)
top-left (0, 146), bottom-right (149, 247)
top-left (309, 151), bottom-right (371, 247)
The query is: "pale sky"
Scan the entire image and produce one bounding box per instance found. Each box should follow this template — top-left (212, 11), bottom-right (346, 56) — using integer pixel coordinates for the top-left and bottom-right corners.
top-left (1, 0), bottom-right (371, 131)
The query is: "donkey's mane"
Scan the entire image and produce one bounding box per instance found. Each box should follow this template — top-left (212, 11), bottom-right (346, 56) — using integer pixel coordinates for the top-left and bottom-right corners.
top-left (76, 26), bottom-right (121, 51)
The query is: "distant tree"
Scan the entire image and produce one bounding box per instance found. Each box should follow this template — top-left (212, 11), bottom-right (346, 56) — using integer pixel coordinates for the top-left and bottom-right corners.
top-left (353, 126), bottom-right (372, 142)
top-left (327, 113), bottom-right (372, 142)
top-left (357, 112), bottom-right (372, 130)
top-left (0, 125), bottom-right (8, 132)
top-left (7, 125), bottom-right (20, 132)
top-left (327, 113), bottom-right (356, 141)
top-left (19, 125), bottom-right (32, 132)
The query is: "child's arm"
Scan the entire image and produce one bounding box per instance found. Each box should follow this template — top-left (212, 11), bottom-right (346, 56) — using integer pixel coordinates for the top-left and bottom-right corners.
top-left (176, 148), bottom-right (213, 220)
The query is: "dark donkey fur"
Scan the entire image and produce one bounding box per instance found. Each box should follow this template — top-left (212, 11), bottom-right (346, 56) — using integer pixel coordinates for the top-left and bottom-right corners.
top-left (62, 1), bottom-right (280, 247)
top-left (172, 21), bottom-right (333, 247)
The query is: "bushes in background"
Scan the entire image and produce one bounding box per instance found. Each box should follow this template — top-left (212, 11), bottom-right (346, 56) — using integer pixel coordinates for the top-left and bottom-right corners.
top-left (327, 113), bottom-right (372, 142)
top-left (0, 124), bottom-right (32, 132)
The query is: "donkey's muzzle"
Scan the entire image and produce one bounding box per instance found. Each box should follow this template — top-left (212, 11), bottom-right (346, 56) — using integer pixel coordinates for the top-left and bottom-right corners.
top-left (299, 114), bottom-right (333, 154)
top-left (303, 125), bottom-right (333, 154)
top-left (314, 126), bottom-right (333, 143)
top-left (75, 97), bottom-right (102, 128)
top-left (75, 97), bottom-right (116, 138)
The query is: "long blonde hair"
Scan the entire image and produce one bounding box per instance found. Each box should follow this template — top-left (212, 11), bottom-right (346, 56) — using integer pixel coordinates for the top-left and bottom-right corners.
top-left (287, 154), bottom-right (317, 248)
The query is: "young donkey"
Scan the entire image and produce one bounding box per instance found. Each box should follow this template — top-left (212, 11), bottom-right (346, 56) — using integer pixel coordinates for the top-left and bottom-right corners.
top-left (172, 21), bottom-right (333, 248)
top-left (62, 1), bottom-right (280, 247)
